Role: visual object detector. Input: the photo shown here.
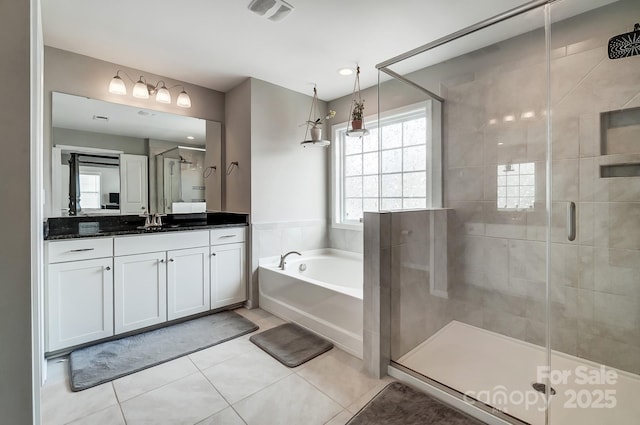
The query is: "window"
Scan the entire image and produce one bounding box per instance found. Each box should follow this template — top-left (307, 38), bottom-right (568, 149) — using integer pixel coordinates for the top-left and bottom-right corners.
top-left (333, 103), bottom-right (438, 227)
top-left (497, 162), bottom-right (535, 210)
top-left (79, 172), bottom-right (101, 209)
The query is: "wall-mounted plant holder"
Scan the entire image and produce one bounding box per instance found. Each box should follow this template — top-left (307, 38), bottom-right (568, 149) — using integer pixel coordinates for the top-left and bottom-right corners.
top-left (600, 106), bottom-right (640, 155)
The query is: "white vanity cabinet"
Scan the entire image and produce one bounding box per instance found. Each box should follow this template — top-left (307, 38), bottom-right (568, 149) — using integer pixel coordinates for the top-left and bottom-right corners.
top-left (46, 238), bottom-right (114, 352)
top-left (167, 246), bottom-right (211, 320)
top-left (113, 252), bottom-right (167, 334)
top-left (45, 226), bottom-right (247, 352)
top-left (210, 228), bottom-right (247, 309)
top-left (114, 230), bottom-right (211, 326)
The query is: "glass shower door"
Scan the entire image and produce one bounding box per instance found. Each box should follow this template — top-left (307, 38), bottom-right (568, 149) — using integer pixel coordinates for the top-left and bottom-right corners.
top-left (380, 4), bottom-right (552, 424)
top-left (548, 0), bottom-right (640, 423)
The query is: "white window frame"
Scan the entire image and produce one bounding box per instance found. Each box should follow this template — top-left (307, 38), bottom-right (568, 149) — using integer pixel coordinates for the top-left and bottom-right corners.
top-left (78, 170), bottom-right (102, 210)
top-left (331, 100), bottom-right (442, 230)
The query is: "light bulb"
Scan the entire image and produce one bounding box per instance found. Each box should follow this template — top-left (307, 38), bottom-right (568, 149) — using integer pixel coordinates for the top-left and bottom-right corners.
top-left (132, 78), bottom-right (149, 99)
top-left (177, 90), bottom-right (191, 108)
top-left (155, 86), bottom-right (171, 104)
top-left (108, 75), bottom-right (126, 95)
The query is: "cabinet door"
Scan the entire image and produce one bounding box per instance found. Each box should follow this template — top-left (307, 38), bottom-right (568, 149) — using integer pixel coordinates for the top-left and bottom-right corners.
top-left (167, 247), bottom-right (210, 320)
top-left (210, 242), bottom-right (246, 309)
top-left (120, 154), bottom-right (148, 214)
top-left (114, 252), bottom-right (167, 334)
top-left (46, 258), bottom-right (113, 351)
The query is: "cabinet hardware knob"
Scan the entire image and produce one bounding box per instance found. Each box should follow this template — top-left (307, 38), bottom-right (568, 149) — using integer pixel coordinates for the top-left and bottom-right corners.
top-left (169, 258), bottom-right (174, 262)
top-left (160, 259), bottom-right (165, 263)
top-left (211, 253), bottom-right (216, 256)
top-left (105, 266), bottom-right (111, 271)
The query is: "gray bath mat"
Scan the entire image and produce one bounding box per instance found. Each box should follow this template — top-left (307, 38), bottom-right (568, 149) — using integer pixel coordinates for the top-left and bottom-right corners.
top-left (347, 382), bottom-right (485, 425)
top-left (249, 323), bottom-right (333, 367)
top-left (70, 310), bottom-right (258, 391)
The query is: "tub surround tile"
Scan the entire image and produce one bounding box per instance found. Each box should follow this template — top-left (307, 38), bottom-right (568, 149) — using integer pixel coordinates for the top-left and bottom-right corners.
top-left (120, 373), bottom-right (227, 425)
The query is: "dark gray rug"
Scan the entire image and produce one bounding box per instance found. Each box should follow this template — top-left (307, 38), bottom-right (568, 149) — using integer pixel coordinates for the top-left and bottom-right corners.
top-left (249, 323), bottom-right (333, 367)
top-left (69, 310), bottom-right (258, 391)
top-left (347, 382), bottom-right (485, 425)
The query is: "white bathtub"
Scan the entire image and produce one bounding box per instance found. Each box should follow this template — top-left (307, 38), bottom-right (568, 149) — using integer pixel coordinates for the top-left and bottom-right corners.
top-left (258, 249), bottom-right (363, 358)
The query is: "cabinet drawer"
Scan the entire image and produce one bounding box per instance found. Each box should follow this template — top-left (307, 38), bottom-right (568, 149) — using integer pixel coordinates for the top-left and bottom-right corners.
top-left (115, 230), bottom-right (209, 256)
top-left (47, 238), bottom-right (113, 263)
top-left (210, 227), bottom-right (246, 245)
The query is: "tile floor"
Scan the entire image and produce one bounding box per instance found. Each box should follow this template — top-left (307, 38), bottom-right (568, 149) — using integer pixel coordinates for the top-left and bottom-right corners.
top-left (41, 308), bottom-right (394, 425)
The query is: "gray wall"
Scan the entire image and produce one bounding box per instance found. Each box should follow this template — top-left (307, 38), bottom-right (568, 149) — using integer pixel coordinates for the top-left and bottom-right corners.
top-left (224, 79), bottom-right (252, 213)
top-left (44, 46), bottom-right (226, 217)
top-left (0, 0), bottom-right (35, 423)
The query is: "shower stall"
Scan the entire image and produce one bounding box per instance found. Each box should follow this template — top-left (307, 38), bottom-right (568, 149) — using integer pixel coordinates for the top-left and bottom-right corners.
top-left (371, 0), bottom-right (640, 424)
top-left (155, 146), bottom-right (206, 213)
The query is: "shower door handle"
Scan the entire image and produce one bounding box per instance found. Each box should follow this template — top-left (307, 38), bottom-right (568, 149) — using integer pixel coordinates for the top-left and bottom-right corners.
top-left (567, 201), bottom-right (576, 242)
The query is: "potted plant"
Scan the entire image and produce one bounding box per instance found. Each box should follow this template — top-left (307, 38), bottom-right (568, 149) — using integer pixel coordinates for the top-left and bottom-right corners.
top-left (351, 99), bottom-right (365, 130)
top-left (306, 109), bottom-right (336, 141)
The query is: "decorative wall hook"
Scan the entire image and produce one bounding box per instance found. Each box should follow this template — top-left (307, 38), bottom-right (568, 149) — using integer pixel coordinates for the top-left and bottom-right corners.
top-left (203, 166), bottom-right (217, 178)
top-left (226, 161), bottom-right (239, 175)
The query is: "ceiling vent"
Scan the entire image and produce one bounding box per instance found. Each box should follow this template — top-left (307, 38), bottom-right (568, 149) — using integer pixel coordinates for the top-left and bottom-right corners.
top-left (247, 0), bottom-right (294, 22)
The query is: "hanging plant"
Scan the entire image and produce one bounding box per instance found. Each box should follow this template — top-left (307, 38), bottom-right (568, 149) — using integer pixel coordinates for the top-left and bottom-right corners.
top-left (351, 99), bottom-right (365, 121)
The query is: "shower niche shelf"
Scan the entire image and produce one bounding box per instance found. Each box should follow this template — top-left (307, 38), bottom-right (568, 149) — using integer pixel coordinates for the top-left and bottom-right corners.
top-left (600, 163), bottom-right (640, 178)
top-left (600, 106), bottom-right (640, 155)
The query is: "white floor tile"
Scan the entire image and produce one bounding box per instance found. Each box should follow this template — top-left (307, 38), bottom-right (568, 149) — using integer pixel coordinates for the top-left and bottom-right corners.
top-left (41, 380), bottom-right (118, 425)
top-left (202, 349), bottom-right (292, 404)
top-left (345, 376), bottom-right (395, 414)
top-left (189, 337), bottom-right (257, 371)
top-left (197, 406), bottom-right (246, 425)
top-left (234, 307), bottom-right (273, 324)
top-left (120, 373), bottom-right (228, 425)
top-left (233, 374), bottom-right (343, 425)
top-left (66, 405), bottom-right (126, 425)
top-left (112, 356), bottom-right (199, 402)
top-left (297, 349), bottom-right (385, 408)
top-left (323, 409), bottom-right (354, 425)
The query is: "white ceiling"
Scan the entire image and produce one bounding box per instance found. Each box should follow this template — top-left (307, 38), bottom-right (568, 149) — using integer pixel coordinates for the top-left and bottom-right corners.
top-left (42, 0), bottom-right (618, 102)
top-left (42, 0), bottom-right (538, 101)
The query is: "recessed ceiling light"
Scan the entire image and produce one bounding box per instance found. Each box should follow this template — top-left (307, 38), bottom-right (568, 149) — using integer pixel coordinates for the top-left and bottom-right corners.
top-left (338, 68), bottom-right (354, 76)
top-left (187, 136), bottom-right (195, 140)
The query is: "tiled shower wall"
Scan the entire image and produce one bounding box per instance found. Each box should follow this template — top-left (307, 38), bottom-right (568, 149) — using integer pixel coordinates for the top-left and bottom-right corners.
top-left (441, 1), bottom-right (640, 374)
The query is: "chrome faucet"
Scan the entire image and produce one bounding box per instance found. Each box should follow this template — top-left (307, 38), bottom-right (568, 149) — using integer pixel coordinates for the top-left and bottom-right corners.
top-left (278, 251), bottom-right (301, 270)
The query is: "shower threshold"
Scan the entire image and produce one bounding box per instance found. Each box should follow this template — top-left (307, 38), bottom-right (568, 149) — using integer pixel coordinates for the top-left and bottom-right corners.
top-left (396, 321), bottom-right (640, 425)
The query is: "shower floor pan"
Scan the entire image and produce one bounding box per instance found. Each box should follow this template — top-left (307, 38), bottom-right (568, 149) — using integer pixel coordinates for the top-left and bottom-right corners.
top-left (398, 321), bottom-right (640, 425)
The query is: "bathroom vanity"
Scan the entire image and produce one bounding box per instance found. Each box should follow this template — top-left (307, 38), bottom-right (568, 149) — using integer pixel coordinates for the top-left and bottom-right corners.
top-left (43, 212), bottom-right (248, 354)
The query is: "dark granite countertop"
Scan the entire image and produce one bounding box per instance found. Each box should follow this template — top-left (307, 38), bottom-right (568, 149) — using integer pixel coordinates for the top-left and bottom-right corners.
top-left (44, 212), bottom-right (249, 240)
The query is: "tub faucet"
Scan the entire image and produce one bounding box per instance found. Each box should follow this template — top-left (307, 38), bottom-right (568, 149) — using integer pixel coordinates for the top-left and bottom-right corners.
top-left (279, 251), bottom-right (301, 270)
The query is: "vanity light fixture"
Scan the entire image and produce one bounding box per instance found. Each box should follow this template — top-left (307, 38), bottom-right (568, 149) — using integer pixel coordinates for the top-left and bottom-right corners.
top-left (109, 71), bottom-right (192, 108)
top-left (338, 68), bottom-right (354, 76)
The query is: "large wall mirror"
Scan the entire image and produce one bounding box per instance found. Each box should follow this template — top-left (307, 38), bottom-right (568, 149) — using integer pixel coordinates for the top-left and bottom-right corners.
top-left (51, 92), bottom-right (221, 216)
